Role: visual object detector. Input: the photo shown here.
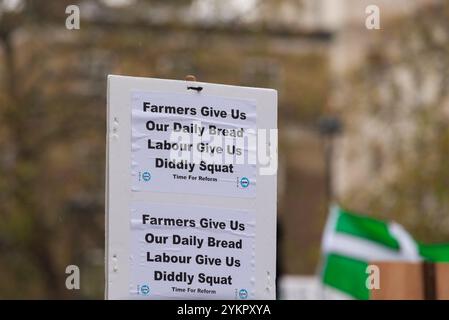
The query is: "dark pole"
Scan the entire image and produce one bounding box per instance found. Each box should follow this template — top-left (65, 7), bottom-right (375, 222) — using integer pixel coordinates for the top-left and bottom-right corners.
top-left (422, 262), bottom-right (437, 300)
top-left (324, 136), bottom-right (333, 203)
top-left (318, 116), bottom-right (342, 205)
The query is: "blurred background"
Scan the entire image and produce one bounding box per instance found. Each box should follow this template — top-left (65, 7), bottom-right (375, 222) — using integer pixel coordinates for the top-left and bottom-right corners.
top-left (0, 0), bottom-right (448, 299)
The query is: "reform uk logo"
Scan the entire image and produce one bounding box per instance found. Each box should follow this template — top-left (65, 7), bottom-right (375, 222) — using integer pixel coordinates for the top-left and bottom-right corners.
top-left (139, 171), bottom-right (152, 182)
top-left (138, 284), bottom-right (150, 296)
top-left (239, 177), bottom-right (250, 188)
top-left (238, 288), bottom-right (248, 299)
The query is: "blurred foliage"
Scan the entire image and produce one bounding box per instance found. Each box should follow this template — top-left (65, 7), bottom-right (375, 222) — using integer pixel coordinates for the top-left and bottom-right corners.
top-left (339, 3), bottom-right (449, 243)
top-left (0, 0), bottom-right (106, 298)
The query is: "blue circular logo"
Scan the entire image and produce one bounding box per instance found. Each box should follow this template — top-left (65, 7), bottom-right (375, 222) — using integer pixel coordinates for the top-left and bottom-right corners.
top-left (142, 171), bottom-right (151, 182)
top-left (239, 289), bottom-right (248, 299)
top-left (240, 177), bottom-right (249, 188)
top-left (140, 284), bottom-right (150, 295)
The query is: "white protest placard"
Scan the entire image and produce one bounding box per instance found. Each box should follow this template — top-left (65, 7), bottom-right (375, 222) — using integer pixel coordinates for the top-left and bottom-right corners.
top-left (130, 202), bottom-right (255, 299)
top-left (106, 75), bottom-right (277, 300)
top-left (131, 90), bottom-right (257, 197)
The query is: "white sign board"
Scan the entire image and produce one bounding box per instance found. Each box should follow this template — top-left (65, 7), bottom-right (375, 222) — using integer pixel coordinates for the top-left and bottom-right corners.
top-left (106, 75), bottom-right (277, 300)
top-left (131, 90), bottom-right (257, 197)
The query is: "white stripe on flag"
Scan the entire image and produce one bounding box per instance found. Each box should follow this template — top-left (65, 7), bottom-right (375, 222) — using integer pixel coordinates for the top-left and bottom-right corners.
top-left (388, 222), bottom-right (420, 262)
top-left (323, 232), bottom-right (404, 262)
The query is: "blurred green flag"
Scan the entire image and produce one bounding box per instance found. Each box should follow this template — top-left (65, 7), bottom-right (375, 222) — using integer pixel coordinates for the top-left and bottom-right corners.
top-left (320, 205), bottom-right (449, 300)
